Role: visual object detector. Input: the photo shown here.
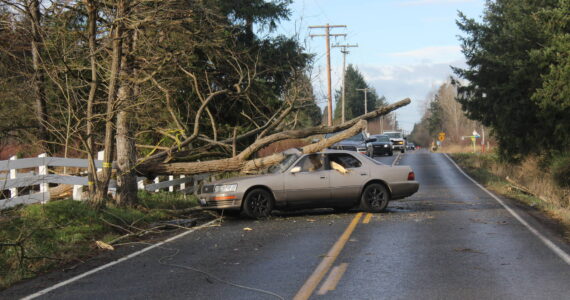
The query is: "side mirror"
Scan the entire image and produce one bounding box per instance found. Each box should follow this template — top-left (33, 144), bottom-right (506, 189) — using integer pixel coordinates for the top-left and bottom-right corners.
top-left (365, 138), bottom-right (377, 143)
top-left (290, 166), bottom-right (301, 174)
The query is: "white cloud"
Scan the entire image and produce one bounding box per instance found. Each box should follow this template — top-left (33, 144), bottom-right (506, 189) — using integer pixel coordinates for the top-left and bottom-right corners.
top-left (386, 46), bottom-right (462, 64)
top-left (399, 0), bottom-right (474, 6)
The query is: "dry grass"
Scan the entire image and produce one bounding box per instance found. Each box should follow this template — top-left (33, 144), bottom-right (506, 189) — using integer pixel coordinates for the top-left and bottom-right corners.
top-left (450, 152), bottom-right (570, 235)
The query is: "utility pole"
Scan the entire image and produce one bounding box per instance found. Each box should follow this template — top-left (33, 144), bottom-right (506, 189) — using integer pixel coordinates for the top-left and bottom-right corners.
top-left (356, 88), bottom-right (371, 114)
top-left (309, 24), bottom-right (347, 126)
top-left (332, 43), bottom-right (358, 123)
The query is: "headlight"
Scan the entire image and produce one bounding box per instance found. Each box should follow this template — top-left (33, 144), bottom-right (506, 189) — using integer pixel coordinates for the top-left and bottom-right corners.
top-left (214, 184), bottom-right (237, 193)
top-left (384, 144), bottom-right (388, 148)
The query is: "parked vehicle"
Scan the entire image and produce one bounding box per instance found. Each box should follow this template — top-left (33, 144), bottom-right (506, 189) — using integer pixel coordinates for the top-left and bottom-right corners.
top-left (325, 132), bottom-right (373, 155)
top-left (366, 134), bottom-right (393, 157)
top-left (198, 149), bottom-right (420, 218)
top-left (406, 143), bottom-right (416, 150)
top-left (383, 131), bottom-right (406, 153)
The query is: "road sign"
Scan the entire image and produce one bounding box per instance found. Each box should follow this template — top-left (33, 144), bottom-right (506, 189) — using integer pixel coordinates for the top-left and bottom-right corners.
top-left (438, 132), bottom-right (446, 142)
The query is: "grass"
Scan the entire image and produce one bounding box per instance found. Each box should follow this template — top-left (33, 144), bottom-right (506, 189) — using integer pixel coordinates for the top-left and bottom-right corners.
top-left (450, 152), bottom-right (570, 238)
top-left (0, 192), bottom-right (199, 289)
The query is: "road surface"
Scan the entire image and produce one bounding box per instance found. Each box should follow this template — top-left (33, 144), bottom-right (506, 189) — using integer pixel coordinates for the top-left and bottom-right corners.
top-left (7, 150), bottom-right (570, 299)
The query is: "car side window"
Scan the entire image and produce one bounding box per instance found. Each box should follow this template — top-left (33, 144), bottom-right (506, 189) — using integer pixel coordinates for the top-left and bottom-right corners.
top-left (328, 153), bottom-right (362, 169)
top-left (296, 154), bottom-right (326, 172)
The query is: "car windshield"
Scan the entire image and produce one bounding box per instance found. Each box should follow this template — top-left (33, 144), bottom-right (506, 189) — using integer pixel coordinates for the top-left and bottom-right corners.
top-left (268, 154), bottom-right (300, 174)
top-left (384, 132), bottom-right (402, 139)
top-left (373, 135), bottom-right (390, 142)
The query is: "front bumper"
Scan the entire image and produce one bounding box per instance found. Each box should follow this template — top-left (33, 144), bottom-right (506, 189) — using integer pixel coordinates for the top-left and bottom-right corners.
top-left (198, 193), bottom-right (243, 210)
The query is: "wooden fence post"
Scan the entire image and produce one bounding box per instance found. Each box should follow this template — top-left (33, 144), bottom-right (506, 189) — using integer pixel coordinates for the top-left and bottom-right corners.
top-left (97, 151), bottom-right (104, 173)
top-left (9, 155), bottom-right (18, 198)
top-left (180, 175), bottom-right (186, 191)
top-left (73, 185), bottom-right (83, 201)
top-left (38, 153), bottom-right (49, 203)
top-left (154, 177), bottom-right (160, 192)
top-left (169, 175), bottom-right (174, 192)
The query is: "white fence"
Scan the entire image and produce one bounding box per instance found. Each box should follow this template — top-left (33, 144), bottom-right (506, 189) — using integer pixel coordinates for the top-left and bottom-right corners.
top-left (0, 152), bottom-right (209, 209)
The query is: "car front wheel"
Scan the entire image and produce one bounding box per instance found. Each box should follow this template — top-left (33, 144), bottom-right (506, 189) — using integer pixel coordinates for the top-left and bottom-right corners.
top-left (360, 183), bottom-right (389, 212)
top-left (243, 188), bottom-right (274, 219)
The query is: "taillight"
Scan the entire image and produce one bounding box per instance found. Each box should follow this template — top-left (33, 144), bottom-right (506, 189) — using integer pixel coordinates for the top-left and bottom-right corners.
top-left (407, 171), bottom-right (415, 181)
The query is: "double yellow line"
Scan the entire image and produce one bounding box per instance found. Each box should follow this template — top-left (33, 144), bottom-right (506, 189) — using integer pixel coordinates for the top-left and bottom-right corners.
top-left (294, 212), bottom-right (374, 299)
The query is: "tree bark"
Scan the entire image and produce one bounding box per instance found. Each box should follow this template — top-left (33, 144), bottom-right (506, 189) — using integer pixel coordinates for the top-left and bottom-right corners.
top-left (84, 0), bottom-right (98, 199)
top-left (141, 98), bottom-right (410, 176)
top-left (91, 0), bottom-right (126, 208)
top-left (116, 26), bottom-right (137, 206)
top-left (28, 0), bottom-right (48, 150)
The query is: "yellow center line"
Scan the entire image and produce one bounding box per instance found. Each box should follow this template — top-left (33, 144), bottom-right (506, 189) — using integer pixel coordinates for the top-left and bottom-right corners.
top-left (317, 263), bottom-right (349, 295)
top-left (293, 212), bottom-right (363, 300)
top-left (362, 213), bottom-right (373, 224)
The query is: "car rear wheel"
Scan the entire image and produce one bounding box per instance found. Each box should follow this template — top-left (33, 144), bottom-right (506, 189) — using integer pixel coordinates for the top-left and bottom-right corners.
top-left (243, 188), bottom-right (274, 219)
top-left (360, 183), bottom-right (389, 212)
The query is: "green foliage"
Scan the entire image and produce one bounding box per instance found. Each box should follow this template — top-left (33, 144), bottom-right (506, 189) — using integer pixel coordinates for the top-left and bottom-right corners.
top-left (333, 65), bottom-right (386, 121)
top-left (0, 196), bottom-right (198, 289)
top-left (454, 0), bottom-right (570, 159)
top-left (550, 152), bottom-right (570, 188)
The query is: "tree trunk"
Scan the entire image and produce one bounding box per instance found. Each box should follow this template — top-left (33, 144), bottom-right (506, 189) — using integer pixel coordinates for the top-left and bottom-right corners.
top-left (141, 98), bottom-right (410, 176)
top-left (84, 0), bottom-right (98, 199)
top-left (91, 0), bottom-right (126, 208)
top-left (116, 27), bottom-right (137, 206)
top-left (29, 0), bottom-right (48, 150)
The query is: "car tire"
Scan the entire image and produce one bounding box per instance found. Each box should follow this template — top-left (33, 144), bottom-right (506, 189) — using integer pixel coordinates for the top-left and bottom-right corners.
top-left (389, 151), bottom-right (393, 156)
top-left (400, 149), bottom-right (405, 153)
top-left (242, 188), bottom-right (274, 219)
top-left (360, 183), bottom-right (389, 213)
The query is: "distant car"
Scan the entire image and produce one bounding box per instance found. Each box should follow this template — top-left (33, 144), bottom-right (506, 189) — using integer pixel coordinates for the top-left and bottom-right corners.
top-left (366, 134), bottom-right (393, 157)
top-left (325, 132), bottom-right (374, 155)
top-left (198, 149), bottom-right (420, 218)
top-left (383, 131), bottom-right (406, 153)
top-left (406, 143), bottom-right (416, 150)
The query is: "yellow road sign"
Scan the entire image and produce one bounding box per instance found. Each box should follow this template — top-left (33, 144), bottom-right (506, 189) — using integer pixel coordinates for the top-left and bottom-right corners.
top-left (438, 132), bottom-right (446, 142)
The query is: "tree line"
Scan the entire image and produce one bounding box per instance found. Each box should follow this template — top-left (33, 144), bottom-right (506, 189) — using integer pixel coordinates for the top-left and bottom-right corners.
top-left (0, 0), bottom-right (323, 207)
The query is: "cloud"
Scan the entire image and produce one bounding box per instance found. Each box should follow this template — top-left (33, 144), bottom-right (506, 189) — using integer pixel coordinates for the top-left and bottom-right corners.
top-left (398, 0), bottom-right (475, 6)
top-left (385, 46), bottom-right (463, 64)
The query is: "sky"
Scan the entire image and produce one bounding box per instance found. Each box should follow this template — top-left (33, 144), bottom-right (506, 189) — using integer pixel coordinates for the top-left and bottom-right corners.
top-left (272, 0), bottom-right (486, 132)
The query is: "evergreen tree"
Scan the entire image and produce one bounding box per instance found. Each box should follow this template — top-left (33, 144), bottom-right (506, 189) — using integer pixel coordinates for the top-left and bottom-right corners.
top-left (454, 0), bottom-right (570, 159)
top-left (333, 64), bottom-right (386, 121)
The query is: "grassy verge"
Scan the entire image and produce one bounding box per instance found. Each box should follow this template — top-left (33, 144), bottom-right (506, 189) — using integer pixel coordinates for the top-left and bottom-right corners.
top-left (0, 192), bottom-right (199, 289)
top-left (450, 152), bottom-right (570, 236)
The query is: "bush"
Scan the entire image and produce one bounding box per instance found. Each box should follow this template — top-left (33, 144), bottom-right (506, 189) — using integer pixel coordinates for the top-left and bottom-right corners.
top-left (551, 153), bottom-right (570, 188)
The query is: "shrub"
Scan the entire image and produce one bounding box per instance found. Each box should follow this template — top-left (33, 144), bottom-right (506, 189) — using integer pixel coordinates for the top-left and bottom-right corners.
top-left (551, 153), bottom-right (570, 188)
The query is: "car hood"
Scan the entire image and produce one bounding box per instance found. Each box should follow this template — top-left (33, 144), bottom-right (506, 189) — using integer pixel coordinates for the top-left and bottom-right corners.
top-left (369, 141), bottom-right (392, 146)
top-left (331, 140), bottom-right (366, 147)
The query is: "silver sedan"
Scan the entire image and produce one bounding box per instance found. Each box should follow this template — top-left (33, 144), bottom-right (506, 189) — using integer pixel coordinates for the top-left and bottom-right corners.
top-left (198, 150), bottom-right (419, 218)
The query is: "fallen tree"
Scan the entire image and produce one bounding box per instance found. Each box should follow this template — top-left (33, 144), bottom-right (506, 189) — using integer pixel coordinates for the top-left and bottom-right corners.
top-left (139, 98), bottom-right (411, 176)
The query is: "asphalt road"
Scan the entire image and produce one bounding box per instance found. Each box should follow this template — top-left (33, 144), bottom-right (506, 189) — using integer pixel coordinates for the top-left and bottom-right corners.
top-left (9, 150), bottom-right (570, 299)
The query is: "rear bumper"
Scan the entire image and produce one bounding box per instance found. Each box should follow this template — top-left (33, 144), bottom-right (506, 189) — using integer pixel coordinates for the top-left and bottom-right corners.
top-left (390, 181), bottom-right (419, 200)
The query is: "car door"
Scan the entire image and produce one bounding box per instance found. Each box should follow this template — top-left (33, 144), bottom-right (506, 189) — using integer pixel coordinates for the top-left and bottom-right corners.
top-left (328, 153), bottom-right (369, 205)
top-left (284, 154), bottom-right (331, 207)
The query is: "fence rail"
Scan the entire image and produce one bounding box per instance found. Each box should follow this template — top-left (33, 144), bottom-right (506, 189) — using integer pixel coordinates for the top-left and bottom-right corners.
top-left (1, 152), bottom-right (209, 209)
